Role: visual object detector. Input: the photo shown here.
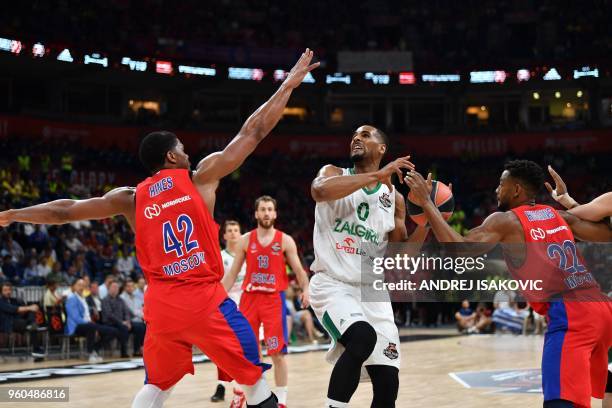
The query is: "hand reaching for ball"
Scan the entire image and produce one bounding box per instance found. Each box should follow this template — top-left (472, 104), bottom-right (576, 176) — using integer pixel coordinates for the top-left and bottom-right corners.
top-left (405, 171), bottom-right (454, 226)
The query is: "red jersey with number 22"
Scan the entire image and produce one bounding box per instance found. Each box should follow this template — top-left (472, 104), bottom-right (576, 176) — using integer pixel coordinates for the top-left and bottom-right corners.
top-left (243, 229), bottom-right (288, 293)
top-left (509, 204), bottom-right (601, 315)
top-left (135, 169), bottom-right (226, 333)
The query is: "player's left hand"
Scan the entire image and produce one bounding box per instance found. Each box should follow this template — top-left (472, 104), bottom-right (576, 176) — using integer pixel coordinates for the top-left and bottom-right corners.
top-left (0, 210), bottom-right (12, 228)
top-left (283, 48), bottom-right (320, 89)
top-left (404, 171), bottom-right (433, 206)
top-left (299, 286), bottom-right (310, 309)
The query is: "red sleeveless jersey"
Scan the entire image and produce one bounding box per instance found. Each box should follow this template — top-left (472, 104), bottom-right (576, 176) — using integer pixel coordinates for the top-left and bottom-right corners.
top-left (242, 229), bottom-right (288, 293)
top-left (135, 169), bottom-right (225, 333)
top-left (509, 204), bottom-right (601, 315)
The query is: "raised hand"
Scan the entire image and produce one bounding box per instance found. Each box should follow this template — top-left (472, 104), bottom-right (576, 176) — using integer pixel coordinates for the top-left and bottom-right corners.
top-left (544, 165), bottom-right (568, 199)
top-left (283, 48), bottom-right (320, 89)
top-left (404, 171), bottom-right (432, 206)
top-left (375, 156), bottom-right (415, 190)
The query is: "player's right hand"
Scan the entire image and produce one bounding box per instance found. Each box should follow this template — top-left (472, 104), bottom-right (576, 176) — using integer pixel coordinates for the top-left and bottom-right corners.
top-left (544, 165), bottom-right (569, 200)
top-left (0, 210), bottom-right (12, 228)
top-left (283, 48), bottom-right (320, 89)
top-left (376, 156), bottom-right (415, 190)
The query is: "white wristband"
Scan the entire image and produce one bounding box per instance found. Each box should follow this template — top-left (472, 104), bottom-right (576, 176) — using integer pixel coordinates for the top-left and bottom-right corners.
top-left (555, 193), bottom-right (579, 209)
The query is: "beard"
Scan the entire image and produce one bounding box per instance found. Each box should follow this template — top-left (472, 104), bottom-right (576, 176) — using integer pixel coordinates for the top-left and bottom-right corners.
top-left (497, 200), bottom-right (509, 212)
top-left (257, 219), bottom-right (274, 229)
top-left (350, 152), bottom-right (364, 163)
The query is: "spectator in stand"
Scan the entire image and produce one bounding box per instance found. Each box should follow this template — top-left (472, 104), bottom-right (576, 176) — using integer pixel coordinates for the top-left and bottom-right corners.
top-left (85, 281), bottom-right (102, 322)
top-left (43, 279), bottom-right (62, 311)
top-left (135, 276), bottom-right (146, 301)
top-left (2, 234), bottom-right (24, 263)
top-left (455, 299), bottom-right (476, 333)
top-left (285, 285), bottom-right (323, 344)
top-left (101, 281), bottom-right (139, 358)
top-left (472, 303), bottom-right (493, 334)
top-left (23, 257), bottom-right (44, 285)
top-left (1, 255), bottom-right (20, 285)
top-left (60, 250), bottom-right (73, 271)
top-left (73, 252), bottom-right (91, 280)
top-left (120, 279), bottom-right (146, 356)
top-left (116, 245), bottom-right (135, 277)
top-left (0, 282), bottom-right (44, 359)
top-left (65, 279), bottom-right (119, 362)
top-left (99, 274), bottom-right (115, 299)
top-left (65, 231), bottom-right (85, 253)
top-left (492, 289), bottom-right (528, 334)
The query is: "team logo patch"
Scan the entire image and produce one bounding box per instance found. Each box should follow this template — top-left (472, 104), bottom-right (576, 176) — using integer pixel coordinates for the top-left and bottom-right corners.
top-left (144, 204), bottom-right (161, 219)
top-left (529, 228), bottom-right (545, 241)
top-left (383, 342), bottom-right (399, 360)
top-left (379, 192), bottom-right (392, 208)
top-left (271, 242), bottom-right (281, 254)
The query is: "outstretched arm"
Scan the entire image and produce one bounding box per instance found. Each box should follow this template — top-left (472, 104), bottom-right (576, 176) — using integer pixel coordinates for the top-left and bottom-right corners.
top-left (283, 234), bottom-right (310, 308)
top-left (405, 171), bottom-right (509, 252)
top-left (559, 211), bottom-right (612, 242)
top-left (311, 157), bottom-right (414, 202)
top-left (568, 192), bottom-right (612, 222)
top-left (0, 187), bottom-right (135, 229)
top-left (194, 49), bottom-right (319, 185)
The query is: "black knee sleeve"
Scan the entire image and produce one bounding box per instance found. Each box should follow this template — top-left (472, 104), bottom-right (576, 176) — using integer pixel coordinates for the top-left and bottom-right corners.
top-left (543, 400), bottom-right (574, 408)
top-left (367, 365), bottom-right (399, 408)
top-left (339, 321), bottom-right (377, 363)
top-left (606, 370), bottom-right (612, 394)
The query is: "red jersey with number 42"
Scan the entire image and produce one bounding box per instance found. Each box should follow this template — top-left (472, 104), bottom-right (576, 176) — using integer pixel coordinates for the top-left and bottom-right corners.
top-left (243, 229), bottom-right (288, 293)
top-left (135, 169), bottom-right (226, 333)
top-left (509, 204), bottom-right (601, 315)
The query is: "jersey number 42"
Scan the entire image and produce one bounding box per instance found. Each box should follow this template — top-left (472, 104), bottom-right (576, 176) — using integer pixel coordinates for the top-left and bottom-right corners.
top-left (162, 214), bottom-right (200, 257)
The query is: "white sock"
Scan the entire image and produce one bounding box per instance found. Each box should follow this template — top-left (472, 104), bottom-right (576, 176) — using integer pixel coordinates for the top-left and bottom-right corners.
top-left (325, 398), bottom-right (348, 408)
top-left (132, 384), bottom-right (172, 408)
top-left (218, 380), bottom-right (230, 387)
top-left (241, 377), bottom-right (271, 405)
top-left (231, 380), bottom-right (243, 393)
top-left (275, 386), bottom-right (288, 404)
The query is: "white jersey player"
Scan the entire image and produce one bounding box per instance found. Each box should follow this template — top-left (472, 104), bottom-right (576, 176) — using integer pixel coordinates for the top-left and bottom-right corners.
top-left (210, 220), bottom-right (248, 405)
top-left (221, 221), bottom-right (247, 305)
top-left (309, 125), bottom-right (430, 408)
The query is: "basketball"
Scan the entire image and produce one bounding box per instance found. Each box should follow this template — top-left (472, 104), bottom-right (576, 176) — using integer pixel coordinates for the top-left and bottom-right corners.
top-left (407, 180), bottom-right (454, 226)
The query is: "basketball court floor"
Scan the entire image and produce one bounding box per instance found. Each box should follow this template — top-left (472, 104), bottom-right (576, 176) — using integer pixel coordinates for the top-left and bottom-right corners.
top-left (0, 327), bottom-right (605, 407)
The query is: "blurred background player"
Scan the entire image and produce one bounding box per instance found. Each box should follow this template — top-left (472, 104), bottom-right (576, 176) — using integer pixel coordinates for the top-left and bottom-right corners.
top-left (211, 220), bottom-right (248, 405)
top-left (545, 166), bottom-right (612, 408)
top-left (309, 125), bottom-right (429, 408)
top-left (406, 160), bottom-right (612, 408)
top-left (223, 195), bottom-right (311, 408)
top-left (0, 49), bottom-right (320, 408)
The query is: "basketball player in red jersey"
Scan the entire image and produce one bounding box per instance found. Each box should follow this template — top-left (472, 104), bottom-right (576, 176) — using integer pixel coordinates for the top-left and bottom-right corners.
top-left (406, 160), bottom-right (612, 408)
top-left (0, 49), bottom-right (319, 408)
top-left (222, 195), bottom-right (311, 408)
top-left (544, 166), bottom-right (612, 408)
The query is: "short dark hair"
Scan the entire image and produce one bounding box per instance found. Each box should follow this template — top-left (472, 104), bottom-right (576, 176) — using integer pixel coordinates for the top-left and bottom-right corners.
top-left (139, 131), bottom-right (178, 173)
top-left (223, 220), bottom-right (241, 233)
top-left (504, 160), bottom-right (544, 197)
top-left (254, 195), bottom-right (277, 211)
top-left (1, 282), bottom-right (12, 291)
top-left (374, 127), bottom-right (389, 146)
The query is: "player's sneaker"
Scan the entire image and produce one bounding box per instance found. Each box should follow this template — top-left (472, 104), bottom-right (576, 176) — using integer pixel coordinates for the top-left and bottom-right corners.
top-left (211, 383), bottom-right (225, 402)
top-left (278, 404), bottom-right (287, 408)
top-left (229, 388), bottom-right (245, 408)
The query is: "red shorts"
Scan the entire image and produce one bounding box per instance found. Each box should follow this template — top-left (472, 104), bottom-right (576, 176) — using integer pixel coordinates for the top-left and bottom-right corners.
top-left (143, 296), bottom-right (270, 391)
top-left (239, 291), bottom-right (288, 355)
top-left (543, 300), bottom-right (612, 407)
